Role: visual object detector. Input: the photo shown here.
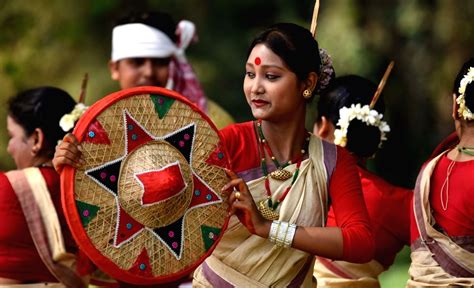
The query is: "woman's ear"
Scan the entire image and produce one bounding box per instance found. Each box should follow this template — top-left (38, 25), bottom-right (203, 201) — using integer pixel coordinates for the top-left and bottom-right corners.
top-left (109, 60), bottom-right (120, 81)
top-left (303, 72), bottom-right (319, 94)
top-left (452, 93), bottom-right (460, 120)
top-left (315, 116), bottom-right (334, 140)
top-left (30, 128), bottom-right (45, 156)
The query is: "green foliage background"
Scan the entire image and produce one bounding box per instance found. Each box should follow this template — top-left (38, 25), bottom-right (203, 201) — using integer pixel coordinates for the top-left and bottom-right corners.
top-left (0, 1), bottom-right (473, 286)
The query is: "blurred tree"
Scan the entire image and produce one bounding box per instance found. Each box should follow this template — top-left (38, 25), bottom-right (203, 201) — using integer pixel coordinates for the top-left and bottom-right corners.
top-left (0, 0), bottom-right (473, 184)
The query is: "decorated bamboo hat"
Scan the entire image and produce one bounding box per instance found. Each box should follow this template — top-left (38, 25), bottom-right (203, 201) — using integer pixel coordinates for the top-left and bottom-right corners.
top-left (61, 86), bottom-right (230, 285)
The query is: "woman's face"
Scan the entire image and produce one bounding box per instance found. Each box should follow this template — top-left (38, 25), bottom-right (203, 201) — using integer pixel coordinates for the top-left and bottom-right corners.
top-left (110, 57), bottom-right (171, 89)
top-left (6, 116), bottom-right (35, 169)
top-left (244, 44), bottom-right (306, 122)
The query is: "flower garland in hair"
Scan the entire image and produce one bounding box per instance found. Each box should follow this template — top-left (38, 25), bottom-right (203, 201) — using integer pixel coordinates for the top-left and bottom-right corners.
top-left (59, 103), bottom-right (88, 132)
top-left (456, 67), bottom-right (474, 121)
top-left (334, 103), bottom-right (390, 148)
top-left (316, 48), bottom-right (335, 93)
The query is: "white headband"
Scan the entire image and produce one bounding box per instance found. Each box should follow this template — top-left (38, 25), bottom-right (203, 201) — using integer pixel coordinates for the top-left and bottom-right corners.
top-left (111, 23), bottom-right (177, 62)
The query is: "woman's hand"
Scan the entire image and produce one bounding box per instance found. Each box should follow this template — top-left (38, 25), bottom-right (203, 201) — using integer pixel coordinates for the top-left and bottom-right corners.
top-left (52, 133), bottom-right (83, 173)
top-left (221, 169), bottom-right (271, 238)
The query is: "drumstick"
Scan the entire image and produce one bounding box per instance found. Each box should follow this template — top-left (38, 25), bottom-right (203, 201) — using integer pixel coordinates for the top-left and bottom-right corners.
top-left (370, 61), bottom-right (394, 109)
top-left (78, 73), bottom-right (88, 104)
top-left (310, 0), bottom-right (320, 38)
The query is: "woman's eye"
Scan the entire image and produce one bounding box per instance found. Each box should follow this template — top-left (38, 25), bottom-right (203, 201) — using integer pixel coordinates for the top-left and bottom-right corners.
top-left (266, 74), bottom-right (280, 80)
top-left (245, 71), bottom-right (255, 78)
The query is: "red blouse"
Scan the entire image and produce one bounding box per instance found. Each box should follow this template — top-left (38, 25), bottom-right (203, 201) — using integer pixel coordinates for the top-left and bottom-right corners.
top-left (411, 154), bottom-right (474, 243)
top-left (220, 121), bottom-right (374, 263)
top-left (0, 168), bottom-right (76, 282)
top-left (326, 168), bottom-right (412, 268)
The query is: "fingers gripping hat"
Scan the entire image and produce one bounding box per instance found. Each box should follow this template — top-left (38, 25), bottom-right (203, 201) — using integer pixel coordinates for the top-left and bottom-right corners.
top-left (61, 86), bottom-right (230, 285)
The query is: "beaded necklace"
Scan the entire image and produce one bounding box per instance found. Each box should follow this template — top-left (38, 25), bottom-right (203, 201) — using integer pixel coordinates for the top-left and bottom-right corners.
top-left (457, 145), bottom-right (474, 156)
top-left (255, 120), bottom-right (309, 220)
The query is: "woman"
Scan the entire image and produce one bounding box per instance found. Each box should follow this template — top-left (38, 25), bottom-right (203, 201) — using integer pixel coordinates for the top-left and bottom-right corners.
top-left (53, 23), bottom-right (374, 287)
top-left (312, 75), bottom-right (412, 287)
top-left (192, 23), bottom-right (374, 287)
top-left (0, 87), bottom-right (86, 287)
top-left (407, 58), bottom-right (474, 286)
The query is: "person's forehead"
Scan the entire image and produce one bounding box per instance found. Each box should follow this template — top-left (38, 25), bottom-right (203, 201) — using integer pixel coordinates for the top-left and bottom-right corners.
top-left (248, 44), bottom-right (283, 65)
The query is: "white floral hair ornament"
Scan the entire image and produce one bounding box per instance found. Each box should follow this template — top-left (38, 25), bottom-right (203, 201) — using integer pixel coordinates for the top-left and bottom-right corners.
top-left (456, 67), bottom-right (474, 121)
top-left (59, 103), bottom-right (89, 132)
top-left (334, 104), bottom-right (390, 148)
top-left (334, 61), bottom-right (394, 149)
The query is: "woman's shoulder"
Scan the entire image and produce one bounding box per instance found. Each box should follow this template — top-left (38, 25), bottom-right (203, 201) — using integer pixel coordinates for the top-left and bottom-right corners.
top-left (0, 171), bottom-right (13, 190)
top-left (220, 121), bottom-right (254, 143)
top-left (220, 121), bottom-right (254, 134)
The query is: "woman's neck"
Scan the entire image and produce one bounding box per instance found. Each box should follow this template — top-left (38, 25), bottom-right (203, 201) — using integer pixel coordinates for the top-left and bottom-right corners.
top-left (448, 125), bottom-right (474, 161)
top-left (260, 116), bottom-right (307, 164)
top-left (32, 156), bottom-right (53, 168)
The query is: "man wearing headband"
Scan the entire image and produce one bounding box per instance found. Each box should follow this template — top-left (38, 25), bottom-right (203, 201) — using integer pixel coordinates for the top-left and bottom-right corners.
top-left (81, 11), bottom-right (218, 287)
top-left (109, 11), bottom-right (233, 128)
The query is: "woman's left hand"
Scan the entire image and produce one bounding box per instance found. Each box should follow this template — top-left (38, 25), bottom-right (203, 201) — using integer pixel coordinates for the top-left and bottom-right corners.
top-left (221, 169), bottom-right (270, 238)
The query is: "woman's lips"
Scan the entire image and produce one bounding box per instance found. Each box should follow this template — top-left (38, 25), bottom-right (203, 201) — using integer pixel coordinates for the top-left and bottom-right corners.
top-left (252, 99), bottom-right (269, 107)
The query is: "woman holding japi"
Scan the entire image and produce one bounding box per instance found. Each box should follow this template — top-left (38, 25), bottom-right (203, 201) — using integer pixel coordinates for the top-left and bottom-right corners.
top-left (312, 75), bottom-right (412, 287)
top-left (407, 58), bottom-right (474, 287)
top-left (52, 23), bottom-right (374, 287)
top-left (192, 23), bottom-right (374, 287)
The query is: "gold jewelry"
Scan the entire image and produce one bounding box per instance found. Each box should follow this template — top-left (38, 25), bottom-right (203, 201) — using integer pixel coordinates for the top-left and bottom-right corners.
top-left (303, 89), bottom-right (312, 99)
top-left (234, 191), bottom-right (241, 200)
top-left (269, 169), bottom-right (292, 181)
top-left (258, 199), bottom-right (279, 220)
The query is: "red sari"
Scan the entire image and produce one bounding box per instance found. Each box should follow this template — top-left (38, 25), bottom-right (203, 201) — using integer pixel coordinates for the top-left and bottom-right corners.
top-left (0, 167), bottom-right (76, 282)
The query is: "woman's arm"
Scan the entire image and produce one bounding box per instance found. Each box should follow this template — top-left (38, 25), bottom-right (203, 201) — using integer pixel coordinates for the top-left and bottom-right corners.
top-left (327, 147), bottom-right (374, 262)
top-left (223, 146), bottom-right (374, 262)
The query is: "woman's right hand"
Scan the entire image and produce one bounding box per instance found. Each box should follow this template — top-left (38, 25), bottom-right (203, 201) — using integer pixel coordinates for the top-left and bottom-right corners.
top-left (52, 133), bottom-right (83, 173)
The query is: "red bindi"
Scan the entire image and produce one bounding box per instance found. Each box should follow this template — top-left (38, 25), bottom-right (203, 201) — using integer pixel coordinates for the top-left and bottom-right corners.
top-left (254, 57), bottom-right (261, 65)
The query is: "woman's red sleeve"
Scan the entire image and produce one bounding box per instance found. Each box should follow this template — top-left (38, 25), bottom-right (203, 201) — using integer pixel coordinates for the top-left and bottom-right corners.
top-left (329, 147), bottom-right (375, 263)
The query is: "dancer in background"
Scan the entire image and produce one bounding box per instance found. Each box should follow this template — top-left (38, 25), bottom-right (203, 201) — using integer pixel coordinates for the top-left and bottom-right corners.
top-left (0, 87), bottom-right (86, 287)
top-left (313, 74), bottom-right (412, 287)
top-left (407, 58), bottom-right (474, 287)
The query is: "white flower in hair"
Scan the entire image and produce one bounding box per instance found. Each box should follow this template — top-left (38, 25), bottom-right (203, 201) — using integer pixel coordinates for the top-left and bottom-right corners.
top-left (456, 67), bottom-right (474, 121)
top-left (334, 103), bottom-right (390, 149)
top-left (59, 103), bottom-right (89, 132)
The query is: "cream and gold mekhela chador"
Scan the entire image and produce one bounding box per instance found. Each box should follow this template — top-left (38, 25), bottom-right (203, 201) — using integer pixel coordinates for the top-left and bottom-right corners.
top-left (313, 257), bottom-right (384, 288)
top-left (193, 136), bottom-right (330, 287)
top-left (407, 152), bottom-right (474, 287)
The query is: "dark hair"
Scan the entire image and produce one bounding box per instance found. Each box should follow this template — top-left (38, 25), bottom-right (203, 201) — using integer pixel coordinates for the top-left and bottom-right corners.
top-left (8, 86), bottom-right (76, 157)
top-left (453, 57), bottom-right (474, 116)
top-left (247, 23), bottom-right (321, 83)
top-left (115, 11), bottom-right (177, 43)
top-left (317, 75), bottom-right (385, 158)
